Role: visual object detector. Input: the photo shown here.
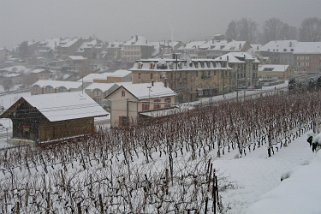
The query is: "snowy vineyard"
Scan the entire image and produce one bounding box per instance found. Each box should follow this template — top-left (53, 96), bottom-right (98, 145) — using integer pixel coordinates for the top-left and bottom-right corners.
top-left (0, 90), bottom-right (320, 213)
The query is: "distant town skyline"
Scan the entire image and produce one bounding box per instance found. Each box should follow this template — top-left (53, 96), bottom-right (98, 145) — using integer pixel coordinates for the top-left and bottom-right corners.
top-left (1, 0), bottom-right (321, 48)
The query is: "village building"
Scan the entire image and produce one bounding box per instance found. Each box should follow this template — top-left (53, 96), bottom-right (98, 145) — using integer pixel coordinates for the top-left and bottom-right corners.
top-left (214, 52), bottom-right (260, 89)
top-left (76, 39), bottom-right (105, 60)
top-left (84, 82), bottom-right (119, 107)
top-left (31, 80), bottom-right (85, 95)
top-left (259, 40), bottom-right (298, 66)
top-left (258, 64), bottom-right (293, 80)
top-left (178, 39), bottom-right (251, 59)
top-left (106, 82), bottom-right (176, 127)
top-left (121, 35), bottom-right (154, 63)
top-left (130, 57), bottom-right (232, 102)
top-left (293, 42), bottom-right (321, 72)
top-left (56, 38), bottom-right (83, 56)
top-left (64, 55), bottom-right (89, 75)
top-left (0, 92), bottom-right (108, 143)
top-left (104, 41), bottom-right (123, 62)
top-left (80, 70), bottom-right (132, 83)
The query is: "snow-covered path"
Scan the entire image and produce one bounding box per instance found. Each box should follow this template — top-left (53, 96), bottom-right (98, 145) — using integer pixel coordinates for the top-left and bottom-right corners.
top-left (215, 133), bottom-right (314, 214)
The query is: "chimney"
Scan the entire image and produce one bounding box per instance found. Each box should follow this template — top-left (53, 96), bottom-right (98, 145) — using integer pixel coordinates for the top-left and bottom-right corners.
top-left (151, 81), bottom-right (154, 86)
top-left (164, 79), bottom-right (167, 88)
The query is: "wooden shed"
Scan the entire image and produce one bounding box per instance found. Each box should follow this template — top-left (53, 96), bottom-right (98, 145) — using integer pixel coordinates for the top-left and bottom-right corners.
top-left (0, 92), bottom-right (108, 143)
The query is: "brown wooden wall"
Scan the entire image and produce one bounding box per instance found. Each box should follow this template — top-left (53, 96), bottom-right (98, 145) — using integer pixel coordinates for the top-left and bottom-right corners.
top-left (38, 117), bottom-right (94, 141)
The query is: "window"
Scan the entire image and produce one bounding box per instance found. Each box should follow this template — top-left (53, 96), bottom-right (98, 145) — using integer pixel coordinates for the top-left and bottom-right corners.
top-left (93, 89), bottom-right (102, 97)
top-left (142, 102), bottom-right (150, 111)
top-left (150, 73), bottom-right (153, 79)
top-left (138, 73), bottom-right (141, 79)
top-left (153, 99), bottom-right (161, 110)
top-left (165, 97), bottom-right (171, 108)
top-left (121, 90), bottom-right (125, 97)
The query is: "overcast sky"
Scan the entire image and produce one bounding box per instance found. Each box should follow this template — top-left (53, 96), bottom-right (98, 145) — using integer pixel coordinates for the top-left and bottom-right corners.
top-left (1, 0), bottom-right (321, 48)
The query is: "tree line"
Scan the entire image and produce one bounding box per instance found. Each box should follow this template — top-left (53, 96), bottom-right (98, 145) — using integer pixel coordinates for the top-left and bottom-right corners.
top-left (225, 17), bottom-right (321, 43)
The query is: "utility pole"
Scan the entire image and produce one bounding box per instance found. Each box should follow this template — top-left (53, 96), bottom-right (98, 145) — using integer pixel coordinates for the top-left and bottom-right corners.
top-left (147, 86), bottom-right (152, 110)
top-left (236, 69), bottom-right (239, 102)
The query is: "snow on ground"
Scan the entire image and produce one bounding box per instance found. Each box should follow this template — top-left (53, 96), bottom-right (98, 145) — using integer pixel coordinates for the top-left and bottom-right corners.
top-left (1, 81), bottom-right (320, 213)
top-left (246, 149), bottom-right (321, 214)
top-left (215, 133), bottom-right (315, 214)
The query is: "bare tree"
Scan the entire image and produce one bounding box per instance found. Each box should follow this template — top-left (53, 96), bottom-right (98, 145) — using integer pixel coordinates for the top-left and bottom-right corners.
top-left (299, 17), bottom-right (321, 42)
top-left (225, 21), bottom-right (238, 41)
top-left (225, 18), bottom-right (258, 43)
top-left (261, 18), bottom-right (298, 43)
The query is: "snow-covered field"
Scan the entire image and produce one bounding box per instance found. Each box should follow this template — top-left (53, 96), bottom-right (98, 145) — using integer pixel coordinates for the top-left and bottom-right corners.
top-left (0, 83), bottom-right (320, 213)
top-left (216, 133), bottom-right (315, 213)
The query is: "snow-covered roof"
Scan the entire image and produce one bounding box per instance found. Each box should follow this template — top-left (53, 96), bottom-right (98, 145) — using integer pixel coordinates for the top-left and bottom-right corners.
top-left (0, 65), bottom-right (31, 74)
top-left (108, 70), bottom-right (131, 77)
top-left (31, 68), bottom-right (51, 74)
top-left (214, 52), bottom-right (260, 63)
top-left (68, 55), bottom-right (87, 60)
top-left (85, 82), bottom-right (117, 92)
top-left (39, 38), bottom-right (60, 50)
top-left (107, 41), bottom-right (123, 48)
top-left (81, 73), bottom-right (106, 83)
top-left (33, 80), bottom-right (83, 89)
top-left (78, 39), bottom-right (103, 52)
top-left (80, 70), bottom-right (131, 82)
top-left (59, 38), bottom-right (80, 48)
top-left (222, 40), bottom-right (247, 51)
top-left (261, 40), bottom-right (298, 53)
top-left (182, 41), bottom-right (207, 49)
top-left (113, 82), bottom-right (177, 100)
top-left (22, 92), bottom-right (108, 122)
top-left (258, 64), bottom-right (289, 72)
top-left (123, 35), bottom-right (150, 46)
top-left (293, 42), bottom-right (321, 54)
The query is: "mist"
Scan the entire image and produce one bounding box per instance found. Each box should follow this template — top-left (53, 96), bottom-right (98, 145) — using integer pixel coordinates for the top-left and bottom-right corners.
top-left (0, 0), bottom-right (321, 48)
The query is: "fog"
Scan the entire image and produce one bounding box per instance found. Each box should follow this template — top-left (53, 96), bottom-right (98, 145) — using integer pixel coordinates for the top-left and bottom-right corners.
top-left (1, 0), bottom-right (321, 48)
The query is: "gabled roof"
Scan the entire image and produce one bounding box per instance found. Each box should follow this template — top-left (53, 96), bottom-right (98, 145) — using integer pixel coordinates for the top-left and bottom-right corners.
top-left (261, 40), bottom-right (298, 53)
top-left (33, 80), bottom-right (83, 89)
top-left (107, 82), bottom-right (176, 100)
top-left (1, 92), bottom-right (108, 122)
top-left (108, 69), bottom-right (131, 77)
top-left (182, 41), bottom-right (207, 49)
top-left (80, 70), bottom-right (131, 82)
top-left (293, 42), bottom-right (321, 54)
top-left (222, 40), bottom-right (247, 51)
top-left (258, 64), bottom-right (289, 72)
top-left (214, 52), bottom-right (260, 63)
top-left (85, 82), bottom-right (118, 92)
top-left (68, 55), bottom-right (87, 60)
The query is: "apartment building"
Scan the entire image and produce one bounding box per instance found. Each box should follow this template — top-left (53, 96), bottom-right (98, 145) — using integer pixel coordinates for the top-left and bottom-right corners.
top-left (121, 35), bottom-right (154, 62)
top-left (130, 56), bottom-right (232, 102)
top-left (214, 52), bottom-right (260, 89)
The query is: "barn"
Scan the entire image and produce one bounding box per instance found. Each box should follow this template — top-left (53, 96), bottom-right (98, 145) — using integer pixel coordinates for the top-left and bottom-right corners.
top-left (0, 92), bottom-right (109, 143)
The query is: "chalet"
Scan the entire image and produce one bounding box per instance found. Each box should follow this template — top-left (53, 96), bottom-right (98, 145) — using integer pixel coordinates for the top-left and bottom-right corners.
top-left (105, 82), bottom-right (176, 127)
top-left (0, 92), bottom-right (108, 143)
